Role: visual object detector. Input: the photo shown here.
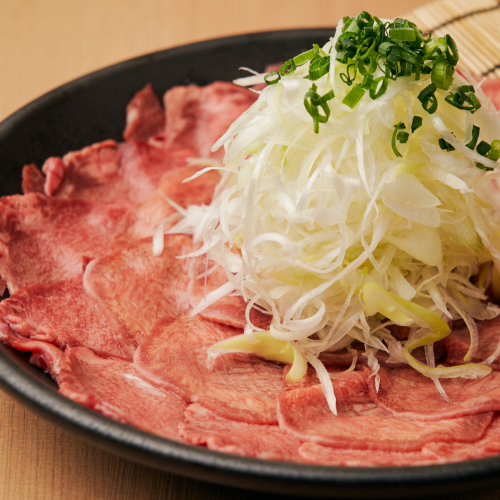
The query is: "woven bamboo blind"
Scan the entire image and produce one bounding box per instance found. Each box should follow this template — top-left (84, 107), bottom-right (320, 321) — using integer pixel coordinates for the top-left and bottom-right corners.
top-left (405, 0), bottom-right (500, 78)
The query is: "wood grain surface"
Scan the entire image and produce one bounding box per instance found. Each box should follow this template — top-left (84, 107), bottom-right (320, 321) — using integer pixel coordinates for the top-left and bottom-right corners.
top-left (1, 1), bottom-right (500, 499)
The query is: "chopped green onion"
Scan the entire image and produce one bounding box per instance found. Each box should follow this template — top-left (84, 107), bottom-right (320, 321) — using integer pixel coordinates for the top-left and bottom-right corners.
top-left (466, 125), bottom-right (480, 150)
top-left (369, 77), bottom-right (388, 99)
top-left (476, 163), bottom-right (494, 172)
top-left (293, 48), bottom-right (316, 66)
top-left (489, 140), bottom-right (500, 161)
top-left (264, 72), bottom-right (281, 85)
top-left (361, 74), bottom-right (373, 89)
top-left (411, 115), bottom-right (423, 133)
top-left (342, 84), bottom-right (366, 109)
top-left (477, 141), bottom-right (491, 157)
top-left (312, 89), bottom-right (335, 106)
top-left (280, 59), bottom-right (297, 76)
top-left (431, 61), bottom-right (454, 90)
top-left (392, 122), bottom-right (406, 157)
top-left (309, 56), bottom-right (330, 81)
top-left (418, 83), bottom-right (438, 114)
top-left (390, 28), bottom-right (417, 42)
top-left (444, 34), bottom-right (459, 65)
top-left (439, 138), bottom-right (455, 151)
top-left (397, 131), bottom-right (409, 143)
top-left (304, 84), bottom-right (331, 134)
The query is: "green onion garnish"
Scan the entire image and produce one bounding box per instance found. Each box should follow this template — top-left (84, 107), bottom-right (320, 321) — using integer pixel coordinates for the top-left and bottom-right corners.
top-left (343, 84), bottom-right (366, 109)
top-left (260, 11), bottom-right (477, 135)
top-left (418, 83), bottom-right (438, 114)
top-left (411, 116), bottom-right (423, 133)
top-left (392, 122), bottom-right (406, 157)
top-left (477, 141), bottom-right (491, 157)
top-left (466, 125), bottom-right (480, 150)
top-left (489, 140), bottom-right (500, 161)
top-left (439, 138), bottom-right (455, 152)
top-left (304, 84), bottom-right (334, 133)
top-left (280, 59), bottom-right (297, 76)
top-left (264, 72), bottom-right (280, 85)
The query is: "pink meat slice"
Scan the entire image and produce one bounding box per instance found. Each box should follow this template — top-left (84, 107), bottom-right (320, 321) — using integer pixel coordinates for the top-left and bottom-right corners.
top-left (42, 139), bottom-right (194, 204)
top-left (482, 79), bottom-right (500, 110)
top-left (423, 414), bottom-right (500, 463)
top-left (134, 315), bottom-right (284, 424)
top-left (123, 84), bottom-right (165, 143)
top-left (83, 235), bottom-right (193, 342)
top-left (445, 317), bottom-right (500, 370)
top-left (59, 346), bottom-right (187, 441)
top-left (299, 443), bottom-right (435, 467)
top-left (179, 403), bottom-right (302, 461)
top-left (0, 193), bottom-right (128, 293)
top-left (188, 259), bottom-right (271, 330)
top-left (162, 82), bottom-right (257, 159)
top-left (0, 278), bottom-right (134, 359)
top-left (0, 320), bottom-right (63, 379)
top-left (368, 364), bottom-right (500, 421)
top-left (277, 371), bottom-right (493, 452)
top-left (22, 164), bottom-right (45, 194)
top-left (113, 165), bottom-right (220, 242)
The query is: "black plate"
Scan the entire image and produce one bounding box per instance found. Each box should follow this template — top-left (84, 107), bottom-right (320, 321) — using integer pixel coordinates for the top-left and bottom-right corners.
top-left (1, 29), bottom-right (500, 499)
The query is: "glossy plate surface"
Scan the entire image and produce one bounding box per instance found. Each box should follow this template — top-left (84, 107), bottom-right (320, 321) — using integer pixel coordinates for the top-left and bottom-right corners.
top-left (1, 29), bottom-right (500, 498)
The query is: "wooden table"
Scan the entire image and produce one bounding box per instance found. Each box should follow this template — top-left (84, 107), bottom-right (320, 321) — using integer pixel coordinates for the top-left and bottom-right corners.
top-left (1, 0), bottom-right (499, 498)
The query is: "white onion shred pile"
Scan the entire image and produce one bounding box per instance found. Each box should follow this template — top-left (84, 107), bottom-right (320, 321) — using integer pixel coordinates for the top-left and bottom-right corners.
top-left (161, 20), bottom-right (500, 414)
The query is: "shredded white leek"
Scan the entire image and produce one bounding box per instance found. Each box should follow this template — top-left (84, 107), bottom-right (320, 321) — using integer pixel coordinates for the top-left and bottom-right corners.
top-left (160, 17), bottom-right (500, 413)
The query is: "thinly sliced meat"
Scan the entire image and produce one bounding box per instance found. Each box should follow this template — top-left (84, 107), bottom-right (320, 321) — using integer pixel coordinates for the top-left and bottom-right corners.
top-left (0, 320), bottom-right (63, 378)
top-left (482, 79), bottom-right (500, 110)
top-left (22, 164), bottom-right (45, 194)
top-left (179, 403), bottom-right (302, 461)
top-left (445, 316), bottom-right (500, 370)
top-left (114, 165), bottom-right (220, 242)
top-left (423, 414), bottom-right (500, 463)
top-left (277, 371), bottom-right (493, 452)
top-left (299, 443), bottom-right (434, 467)
top-left (84, 235), bottom-right (193, 341)
top-left (189, 262), bottom-right (271, 330)
top-left (0, 193), bottom-right (128, 293)
top-left (123, 84), bottom-right (165, 142)
top-left (134, 315), bottom-right (284, 424)
top-left (59, 347), bottom-right (187, 441)
top-left (369, 364), bottom-right (500, 421)
top-left (42, 140), bottom-right (194, 204)
top-left (0, 278), bottom-right (134, 359)
top-left (162, 82), bottom-right (257, 159)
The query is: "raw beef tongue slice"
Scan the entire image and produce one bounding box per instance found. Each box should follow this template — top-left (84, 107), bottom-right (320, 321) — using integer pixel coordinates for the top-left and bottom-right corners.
top-left (42, 139), bottom-right (194, 204)
top-left (0, 193), bottom-right (128, 293)
top-left (422, 414), bottom-right (500, 463)
top-left (83, 234), bottom-right (193, 345)
top-left (123, 84), bottom-right (165, 143)
top-left (113, 164), bottom-right (221, 243)
top-left (188, 262), bottom-right (271, 330)
top-left (0, 278), bottom-right (135, 359)
top-left (445, 316), bottom-right (500, 370)
top-left (58, 346), bottom-right (187, 442)
top-left (134, 315), bottom-right (284, 425)
top-left (22, 164), bottom-right (45, 194)
top-left (162, 82), bottom-right (258, 160)
top-left (299, 443), bottom-right (436, 467)
top-left (179, 403), bottom-right (303, 462)
top-left (0, 320), bottom-right (63, 379)
top-left (277, 370), bottom-right (494, 452)
top-left (368, 364), bottom-right (500, 421)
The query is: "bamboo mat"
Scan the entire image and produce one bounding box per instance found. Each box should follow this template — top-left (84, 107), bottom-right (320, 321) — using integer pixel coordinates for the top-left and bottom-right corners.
top-left (405, 0), bottom-right (500, 77)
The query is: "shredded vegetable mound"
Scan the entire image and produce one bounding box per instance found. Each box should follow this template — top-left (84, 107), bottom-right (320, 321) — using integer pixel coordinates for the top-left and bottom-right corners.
top-left (163, 13), bottom-right (500, 414)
